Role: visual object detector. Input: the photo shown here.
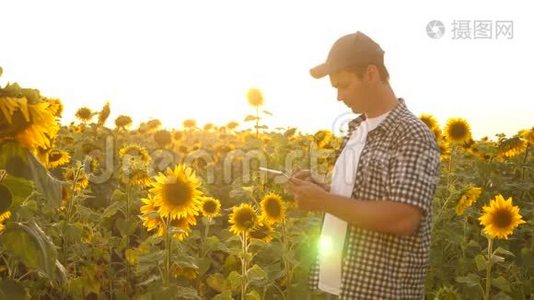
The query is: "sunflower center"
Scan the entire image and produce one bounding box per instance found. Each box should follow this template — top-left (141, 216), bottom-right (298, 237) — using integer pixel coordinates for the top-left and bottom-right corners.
top-left (492, 209), bottom-right (512, 228)
top-left (450, 124), bottom-right (468, 140)
top-left (170, 217), bottom-right (189, 229)
top-left (235, 210), bottom-right (255, 229)
top-left (265, 199), bottom-right (281, 218)
top-left (162, 179), bottom-right (193, 208)
top-left (250, 226), bottom-right (269, 239)
top-left (203, 201), bottom-right (217, 213)
top-left (49, 151), bottom-right (62, 162)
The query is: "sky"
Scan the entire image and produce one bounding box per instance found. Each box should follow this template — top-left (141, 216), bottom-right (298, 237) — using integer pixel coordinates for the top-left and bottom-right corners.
top-left (1, 0), bottom-right (532, 140)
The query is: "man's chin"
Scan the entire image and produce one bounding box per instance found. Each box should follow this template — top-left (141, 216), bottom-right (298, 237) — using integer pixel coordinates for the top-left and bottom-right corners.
top-left (350, 107), bottom-right (361, 114)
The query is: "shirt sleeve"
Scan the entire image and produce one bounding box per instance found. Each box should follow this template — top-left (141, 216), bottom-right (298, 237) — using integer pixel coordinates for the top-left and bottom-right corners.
top-left (386, 137), bottom-right (440, 215)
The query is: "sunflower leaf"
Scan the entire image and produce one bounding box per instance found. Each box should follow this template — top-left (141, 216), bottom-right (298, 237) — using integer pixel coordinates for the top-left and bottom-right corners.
top-left (490, 254), bottom-right (505, 264)
top-left (245, 289), bottom-right (261, 300)
top-left (244, 115), bottom-right (258, 122)
top-left (493, 247), bottom-right (514, 257)
top-left (206, 273), bottom-right (228, 292)
top-left (492, 276), bottom-right (512, 293)
top-left (246, 264), bottom-right (267, 284)
top-left (211, 291), bottom-right (233, 300)
top-left (0, 221), bottom-right (57, 280)
top-left (0, 280), bottom-right (29, 300)
top-left (455, 273), bottom-right (480, 287)
top-left (474, 255), bottom-right (487, 271)
top-left (226, 271), bottom-right (242, 292)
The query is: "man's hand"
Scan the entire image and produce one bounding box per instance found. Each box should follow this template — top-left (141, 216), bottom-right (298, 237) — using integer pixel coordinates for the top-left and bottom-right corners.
top-left (291, 168), bottom-right (330, 191)
top-left (288, 177), bottom-right (328, 211)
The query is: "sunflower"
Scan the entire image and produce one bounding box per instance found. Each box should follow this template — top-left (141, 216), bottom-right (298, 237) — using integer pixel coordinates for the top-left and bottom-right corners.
top-left (497, 136), bottom-right (527, 158)
top-left (0, 97), bottom-right (30, 126)
top-left (444, 118), bottom-right (472, 144)
top-left (47, 149), bottom-right (70, 169)
top-left (63, 167), bottom-right (89, 192)
top-left (248, 221), bottom-right (274, 243)
top-left (15, 102), bottom-right (59, 152)
top-left (69, 124), bottom-right (82, 134)
top-left (177, 145), bottom-right (189, 154)
top-left (154, 130), bottom-right (172, 147)
top-left (0, 211), bottom-right (11, 233)
top-left (419, 113), bottom-right (439, 130)
top-left (246, 88), bottom-right (264, 107)
top-left (173, 130), bottom-right (184, 141)
top-left (183, 119), bottom-right (197, 129)
top-left (35, 146), bottom-right (51, 166)
top-left (455, 186), bottom-right (482, 216)
top-left (226, 121), bottom-right (239, 130)
top-left (149, 164), bottom-right (203, 220)
top-left (75, 107), bottom-right (93, 122)
top-left (97, 102), bottom-right (110, 126)
top-left (260, 193), bottom-right (285, 224)
top-left (0, 82), bottom-right (59, 153)
top-left (228, 203), bottom-right (257, 235)
top-left (115, 115), bottom-right (133, 129)
top-left (125, 168), bottom-right (151, 187)
top-left (432, 126), bottom-right (442, 140)
top-left (46, 98), bottom-right (64, 117)
top-left (140, 195), bottom-right (158, 215)
top-left (203, 123), bottom-right (215, 131)
top-left (460, 139), bottom-right (475, 152)
top-left (139, 196), bottom-right (165, 234)
top-left (200, 197), bottom-right (221, 220)
top-left (437, 138), bottom-right (451, 161)
top-left (119, 144), bottom-right (150, 163)
top-left (313, 130), bottom-right (333, 149)
top-left (146, 119), bottom-right (162, 131)
top-left (519, 127), bottom-right (534, 144)
top-left (479, 194), bottom-right (526, 239)
top-left (0, 211), bottom-right (11, 222)
top-left (172, 265), bottom-right (198, 280)
top-left (140, 214), bottom-right (163, 234)
top-left (168, 214), bottom-right (197, 240)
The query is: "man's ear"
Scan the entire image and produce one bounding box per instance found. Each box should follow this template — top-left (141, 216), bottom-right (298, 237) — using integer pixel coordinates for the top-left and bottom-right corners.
top-left (366, 64), bottom-right (380, 83)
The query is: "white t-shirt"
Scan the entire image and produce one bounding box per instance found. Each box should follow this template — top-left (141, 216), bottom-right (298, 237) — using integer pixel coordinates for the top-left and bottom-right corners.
top-left (318, 112), bottom-right (389, 295)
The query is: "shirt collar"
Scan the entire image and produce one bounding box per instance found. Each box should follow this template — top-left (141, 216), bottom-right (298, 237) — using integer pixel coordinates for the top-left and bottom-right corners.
top-left (347, 98), bottom-right (407, 136)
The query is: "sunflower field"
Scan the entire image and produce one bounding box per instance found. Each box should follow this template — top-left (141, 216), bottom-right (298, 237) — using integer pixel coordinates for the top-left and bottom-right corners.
top-left (0, 70), bottom-right (533, 300)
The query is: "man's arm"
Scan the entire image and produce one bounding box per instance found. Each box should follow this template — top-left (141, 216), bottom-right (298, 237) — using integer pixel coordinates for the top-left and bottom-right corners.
top-left (288, 177), bottom-right (422, 236)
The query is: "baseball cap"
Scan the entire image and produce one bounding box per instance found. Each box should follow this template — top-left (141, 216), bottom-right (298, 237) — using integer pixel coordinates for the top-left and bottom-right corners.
top-left (310, 31), bottom-right (385, 79)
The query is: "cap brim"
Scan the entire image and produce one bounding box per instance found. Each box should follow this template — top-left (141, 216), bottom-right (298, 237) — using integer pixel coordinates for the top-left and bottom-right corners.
top-left (309, 63), bottom-right (330, 79)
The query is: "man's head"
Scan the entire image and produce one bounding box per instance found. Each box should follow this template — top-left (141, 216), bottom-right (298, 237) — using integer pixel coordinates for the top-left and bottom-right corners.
top-left (310, 32), bottom-right (391, 114)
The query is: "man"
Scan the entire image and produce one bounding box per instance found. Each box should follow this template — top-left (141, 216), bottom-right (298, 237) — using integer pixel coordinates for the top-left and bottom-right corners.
top-left (288, 31), bottom-right (440, 299)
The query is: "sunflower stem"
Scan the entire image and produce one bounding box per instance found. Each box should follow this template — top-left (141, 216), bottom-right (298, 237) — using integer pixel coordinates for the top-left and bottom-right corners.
top-left (66, 165), bottom-right (83, 224)
top-left (281, 219), bottom-right (291, 300)
top-left (484, 238), bottom-right (494, 300)
top-left (126, 186), bottom-right (131, 287)
top-left (255, 106), bottom-right (259, 138)
top-left (519, 144), bottom-right (530, 200)
top-left (447, 146), bottom-right (455, 188)
top-left (165, 216), bottom-right (172, 284)
top-left (201, 217), bottom-right (211, 258)
top-left (241, 231), bottom-right (248, 300)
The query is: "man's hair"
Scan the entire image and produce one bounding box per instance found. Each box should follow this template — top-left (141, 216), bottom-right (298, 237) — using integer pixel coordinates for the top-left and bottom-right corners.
top-left (344, 63), bottom-right (390, 83)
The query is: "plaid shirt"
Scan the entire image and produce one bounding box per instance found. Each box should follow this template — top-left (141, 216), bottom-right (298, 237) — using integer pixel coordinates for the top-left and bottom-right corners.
top-left (309, 98), bottom-right (441, 299)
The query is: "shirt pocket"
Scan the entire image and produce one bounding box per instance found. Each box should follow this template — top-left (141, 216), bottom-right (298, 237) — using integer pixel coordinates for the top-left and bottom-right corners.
top-left (359, 156), bottom-right (389, 199)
